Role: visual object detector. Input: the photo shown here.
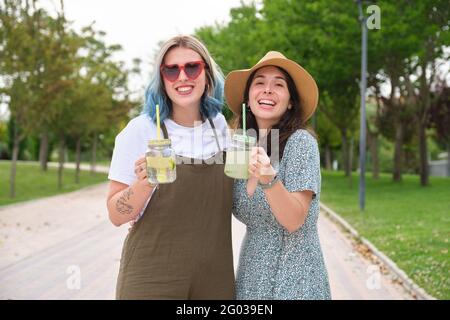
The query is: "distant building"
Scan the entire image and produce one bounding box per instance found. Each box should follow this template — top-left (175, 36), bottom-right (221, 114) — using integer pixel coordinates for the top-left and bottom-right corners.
top-left (429, 160), bottom-right (450, 177)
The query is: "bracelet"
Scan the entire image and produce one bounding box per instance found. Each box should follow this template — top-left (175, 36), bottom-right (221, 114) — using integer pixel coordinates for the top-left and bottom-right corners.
top-left (258, 174), bottom-right (279, 190)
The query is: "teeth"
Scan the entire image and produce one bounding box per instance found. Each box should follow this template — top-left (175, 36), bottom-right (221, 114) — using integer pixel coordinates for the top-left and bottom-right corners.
top-left (259, 99), bottom-right (275, 106)
top-left (177, 86), bottom-right (192, 92)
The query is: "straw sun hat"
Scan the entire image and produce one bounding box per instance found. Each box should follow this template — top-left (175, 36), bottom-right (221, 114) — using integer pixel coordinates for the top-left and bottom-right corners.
top-left (224, 51), bottom-right (319, 121)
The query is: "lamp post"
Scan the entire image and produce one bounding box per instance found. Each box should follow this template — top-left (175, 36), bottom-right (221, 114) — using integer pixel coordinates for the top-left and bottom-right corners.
top-left (357, 0), bottom-right (368, 211)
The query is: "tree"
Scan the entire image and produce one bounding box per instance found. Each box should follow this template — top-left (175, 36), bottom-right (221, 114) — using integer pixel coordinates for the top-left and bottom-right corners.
top-left (405, 0), bottom-right (449, 186)
top-left (196, 3), bottom-right (268, 120)
top-left (1, 0), bottom-right (135, 194)
top-left (429, 86), bottom-right (450, 176)
top-left (197, 3), bottom-right (266, 75)
top-left (79, 25), bottom-right (134, 175)
top-left (0, 0), bottom-right (46, 197)
top-left (262, 0), bottom-right (362, 178)
top-left (198, 0), bottom-right (363, 179)
top-left (316, 111), bottom-right (341, 170)
top-left (195, 0), bottom-right (450, 186)
top-left (369, 0), bottom-right (449, 185)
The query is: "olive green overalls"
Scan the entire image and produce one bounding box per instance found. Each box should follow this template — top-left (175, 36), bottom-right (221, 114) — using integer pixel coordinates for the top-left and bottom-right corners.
top-left (116, 119), bottom-right (235, 299)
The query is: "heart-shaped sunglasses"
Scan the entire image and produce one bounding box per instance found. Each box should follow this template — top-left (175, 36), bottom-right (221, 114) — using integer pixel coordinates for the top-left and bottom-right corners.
top-left (160, 60), bottom-right (206, 82)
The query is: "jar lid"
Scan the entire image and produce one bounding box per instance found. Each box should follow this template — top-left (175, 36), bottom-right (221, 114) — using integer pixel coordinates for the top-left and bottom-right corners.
top-left (232, 134), bottom-right (256, 145)
top-left (148, 139), bottom-right (171, 146)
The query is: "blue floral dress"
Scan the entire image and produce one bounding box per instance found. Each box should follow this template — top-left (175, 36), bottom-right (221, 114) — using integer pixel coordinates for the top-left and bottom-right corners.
top-left (233, 130), bottom-right (331, 300)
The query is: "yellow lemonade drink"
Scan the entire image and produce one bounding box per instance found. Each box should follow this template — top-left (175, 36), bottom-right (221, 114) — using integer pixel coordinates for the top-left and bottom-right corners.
top-left (146, 139), bottom-right (176, 184)
top-left (146, 155), bottom-right (176, 184)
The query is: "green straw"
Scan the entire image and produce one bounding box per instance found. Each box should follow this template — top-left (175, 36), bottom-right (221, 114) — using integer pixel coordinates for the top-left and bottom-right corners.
top-left (242, 103), bottom-right (246, 137)
top-left (156, 104), bottom-right (161, 140)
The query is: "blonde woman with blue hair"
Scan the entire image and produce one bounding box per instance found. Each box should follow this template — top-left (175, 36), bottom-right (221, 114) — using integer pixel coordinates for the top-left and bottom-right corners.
top-left (106, 35), bottom-right (234, 299)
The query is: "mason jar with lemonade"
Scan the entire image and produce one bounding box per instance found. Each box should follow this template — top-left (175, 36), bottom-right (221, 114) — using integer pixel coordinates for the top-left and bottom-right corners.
top-left (146, 139), bottom-right (176, 184)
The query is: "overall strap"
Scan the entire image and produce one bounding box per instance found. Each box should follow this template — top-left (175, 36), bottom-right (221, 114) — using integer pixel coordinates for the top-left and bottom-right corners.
top-left (160, 121), bottom-right (169, 139)
top-left (207, 118), bottom-right (222, 152)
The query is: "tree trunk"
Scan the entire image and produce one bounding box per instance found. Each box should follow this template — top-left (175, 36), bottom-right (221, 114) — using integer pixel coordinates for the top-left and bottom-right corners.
top-left (417, 58), bottom-right (431, 187)
top-left (9, 130), bottom-right (21, 198)
top-left (415, 56), bottom-right (433, 186)
top-left (418, 122), bottom-right (429, 186)
top-left (341, 130), bottom-right (350, 177)
top-left (325, 144), bottom-right (332, 170)
top-left (57, 135), bottom-right (65, 190)
top-left (75, 136), bottom-right (81, 184)
top-left (348, 137), bottom-right (353, 188)
top-left (447, 142), bottom-right (450, 177)
top-left (368, 131), bottom-right (380, 179)
top-left (39, 131), bottom-right (49, 171)
top-left (393, 122), bottom-right (403, 182)
top-left (90, 132), bottom-right (97, 175)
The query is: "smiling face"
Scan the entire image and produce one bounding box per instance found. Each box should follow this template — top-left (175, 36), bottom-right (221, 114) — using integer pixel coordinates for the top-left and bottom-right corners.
top-left (247, 66), bottom-right (292, 129)
top-left (161, 47), bottom-right (207, 112)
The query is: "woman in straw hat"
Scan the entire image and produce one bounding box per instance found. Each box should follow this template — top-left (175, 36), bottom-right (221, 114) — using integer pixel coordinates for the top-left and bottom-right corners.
top-left (225, 51), bottom-right (331, 299)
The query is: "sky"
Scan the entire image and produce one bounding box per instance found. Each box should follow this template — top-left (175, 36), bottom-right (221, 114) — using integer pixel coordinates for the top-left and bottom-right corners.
top-left (48, 0), bottom-right (244, 92)
top-left (0, 0), bottom-right (246, 119)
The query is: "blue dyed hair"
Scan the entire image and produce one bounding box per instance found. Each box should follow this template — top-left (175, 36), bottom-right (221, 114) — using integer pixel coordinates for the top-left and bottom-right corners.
top-left (142, 35), bottom-right (224, 123)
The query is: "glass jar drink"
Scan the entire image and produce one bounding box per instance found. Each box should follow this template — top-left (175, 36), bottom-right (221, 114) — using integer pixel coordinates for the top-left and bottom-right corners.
top-left (224, 134), bottom-right (256, 179)
top-left (146, 139), bottom-right (176, 184)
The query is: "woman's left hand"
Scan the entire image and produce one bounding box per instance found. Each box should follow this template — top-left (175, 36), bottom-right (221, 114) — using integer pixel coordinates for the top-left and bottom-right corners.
top-left (248, 147), bottom-right (277, 185)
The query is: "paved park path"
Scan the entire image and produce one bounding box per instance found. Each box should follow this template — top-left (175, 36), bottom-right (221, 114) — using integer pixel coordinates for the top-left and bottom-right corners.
top-left (0, 181), bottom-right (413, 300)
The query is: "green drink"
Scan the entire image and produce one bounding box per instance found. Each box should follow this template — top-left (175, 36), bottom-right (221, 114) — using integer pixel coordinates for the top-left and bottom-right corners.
top-left (224, 134), bottom-right (256, 179)
top-left (224, 150), bottom-right (250, 179)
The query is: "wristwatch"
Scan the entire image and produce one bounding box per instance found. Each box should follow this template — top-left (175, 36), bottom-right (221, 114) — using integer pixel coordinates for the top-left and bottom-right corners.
top-left (258, 174), bottom-right (279, 190)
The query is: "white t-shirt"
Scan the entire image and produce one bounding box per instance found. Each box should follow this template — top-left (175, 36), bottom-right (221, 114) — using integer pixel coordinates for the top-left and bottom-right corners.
top-left (108, 113), bottom-right (230, 186)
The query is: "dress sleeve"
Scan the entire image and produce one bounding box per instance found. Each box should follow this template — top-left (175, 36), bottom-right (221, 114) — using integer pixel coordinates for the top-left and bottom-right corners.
top-left (282, 130), bottom-right (320, 196)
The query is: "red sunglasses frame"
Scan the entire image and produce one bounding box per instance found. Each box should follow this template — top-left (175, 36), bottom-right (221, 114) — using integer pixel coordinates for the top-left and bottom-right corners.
top-left (160, 60), bottom-right (206, 82)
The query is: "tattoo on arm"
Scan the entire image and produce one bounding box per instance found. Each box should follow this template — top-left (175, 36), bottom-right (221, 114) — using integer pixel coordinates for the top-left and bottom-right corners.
top-left (116, 188), bottom-right (134, 215)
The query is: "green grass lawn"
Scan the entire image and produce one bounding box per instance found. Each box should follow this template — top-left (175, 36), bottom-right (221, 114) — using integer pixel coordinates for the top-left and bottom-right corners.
top-left (321, 170), bottom-right (450, 299)
top-left (0, 161), bottom-right (108, 207)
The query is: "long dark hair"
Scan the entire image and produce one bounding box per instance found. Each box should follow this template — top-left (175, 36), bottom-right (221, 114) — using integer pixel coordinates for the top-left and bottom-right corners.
top-left (232, 66), bottom-right (317, 161)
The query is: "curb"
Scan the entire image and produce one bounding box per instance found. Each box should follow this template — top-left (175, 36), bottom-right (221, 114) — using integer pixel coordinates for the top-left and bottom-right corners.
top-left (320, 202), bottom-right (436, 300)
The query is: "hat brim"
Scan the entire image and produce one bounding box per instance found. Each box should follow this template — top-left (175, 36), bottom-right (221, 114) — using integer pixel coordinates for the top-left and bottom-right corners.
top-left (224, 57), bottom-right (318, 122)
